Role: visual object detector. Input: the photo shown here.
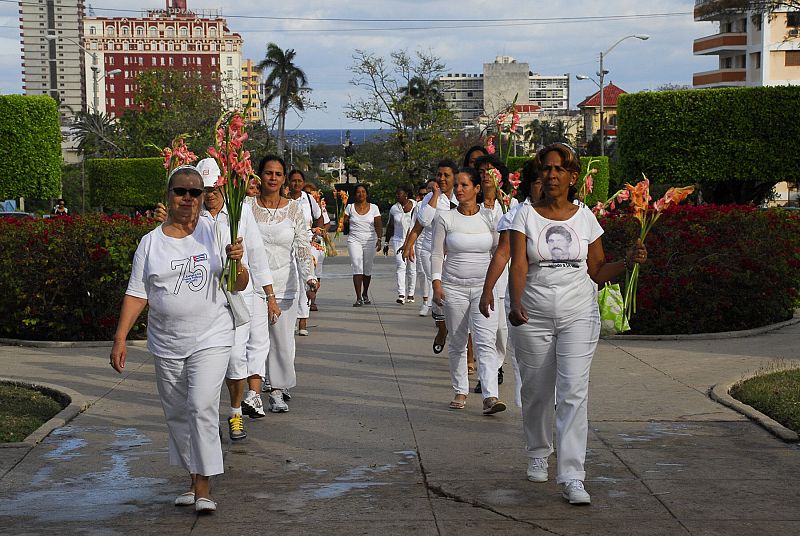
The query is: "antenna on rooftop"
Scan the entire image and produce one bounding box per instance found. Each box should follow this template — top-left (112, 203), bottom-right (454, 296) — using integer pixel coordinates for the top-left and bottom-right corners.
top-left (87, 3), bottom-right (95, 16)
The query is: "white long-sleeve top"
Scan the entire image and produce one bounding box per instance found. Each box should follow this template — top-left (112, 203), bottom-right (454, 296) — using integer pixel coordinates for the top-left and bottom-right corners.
top-left (202, 203), bottom-right (273, 297)
top-left (430, 207), bottom-right (498, 287)
top-left (389, 200), bottom-right (416, 244)
top-left (415, 190), bottom-right (457, 251)
top-left (246, 197), bottom-right (315, 300)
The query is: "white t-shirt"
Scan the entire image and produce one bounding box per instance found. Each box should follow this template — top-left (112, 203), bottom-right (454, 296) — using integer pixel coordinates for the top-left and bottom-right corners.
top-left (126, 218), bottom-right (234, 359)
top-left (294, 192), bottom-right (323, 238)
top-left (510, 205), bottom-right (604, 318)
top-left (345, 203), bottom-right (381, 243)
top-left (389, 200), bottom-right (417, 244)
top-left (497, 198), bottom-right (531, 233)
top-left (415, 191), bottom-right (457, 251)
top-left (430, 208), bottom-right (498, 287)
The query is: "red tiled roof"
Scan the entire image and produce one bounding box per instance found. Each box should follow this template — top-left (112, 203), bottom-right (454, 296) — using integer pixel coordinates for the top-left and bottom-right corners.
top-left (577, 82), bottom-right (627, 108)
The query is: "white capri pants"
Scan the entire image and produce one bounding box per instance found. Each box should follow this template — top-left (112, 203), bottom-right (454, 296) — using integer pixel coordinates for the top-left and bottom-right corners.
top-left (154, 346), bottom-right (230, 476)
top-left (443, 283), bottom-right (503, 398)
top-left (312, 247), bottom-right (325, 279)
top-left (415, 243), bottom-right (431, 299)
top-left (295, 264), bottom-right (311, 320)
top-left (418, 248), bottom-right (444, 321)
top-left (392, 238), bottom-right (416, 297)
top-left (267, 297), bottom-right (299, 390)
top-left (511, 303), bottom-right (600, 484)
top-left (227, 292), bottom-right (270, 380)
top-left (503, 294), bottom-right (523, 408)
top-left (347, 238), bottom-right (377, 276)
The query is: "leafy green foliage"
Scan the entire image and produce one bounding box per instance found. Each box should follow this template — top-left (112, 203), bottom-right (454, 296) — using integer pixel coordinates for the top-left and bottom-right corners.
top-left (617, 86), bottom-right (800, 204)
top-left (730, 366), bottom-right (800, 434)
top-left (506, 156), bottom-right (610, 207)
top-left (0, 383), bottom-right (64, 443)
top-left (87, 158), bottom-right (165, 208)
top-left (600, 205), bottom-right (800, 334)
top-left (0, 95), bottom-right (62, 199)
top-left (0, 214), bottom-right (155, 341)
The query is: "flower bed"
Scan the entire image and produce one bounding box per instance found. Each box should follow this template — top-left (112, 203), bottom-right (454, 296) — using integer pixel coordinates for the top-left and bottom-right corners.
top-left (599, 205), bottom-right (800, 335)
top-left (0, 214), bottom-right (155, 341)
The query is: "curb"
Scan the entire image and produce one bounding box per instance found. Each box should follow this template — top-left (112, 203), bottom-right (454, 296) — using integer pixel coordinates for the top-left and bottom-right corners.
top-left (0, 378), bottom-right (91, 448)
top-left (605, 315), bottom-right (800, 341)
top-left (709, 373), bottom-right (799, 443)
top-left (0, 338), bottom-right (148, 349)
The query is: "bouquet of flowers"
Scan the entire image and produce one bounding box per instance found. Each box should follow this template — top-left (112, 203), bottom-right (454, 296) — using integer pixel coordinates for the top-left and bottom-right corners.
top-left (576, 159), bottom-right (599, 202)
top-left (150, 135), bottom-right (198, 178)
top-left (594, 177), bottom-right (695, 322)
top-left (485, 167), bottom-right (521, 213)
top-left (486, 94), bottom-right (521, 164)
top-left (207, 111), bottom-right (259, 291)
top-left (333, 188), bottom-right (349, 238)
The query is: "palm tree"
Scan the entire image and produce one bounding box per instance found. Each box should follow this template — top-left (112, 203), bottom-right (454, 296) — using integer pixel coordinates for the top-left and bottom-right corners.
top-left (71, 110), bottom-right (124, 157)
top-left (257, 42), bottom-right (309, 157)
top-left (398, 76), bottom-right (444, 130)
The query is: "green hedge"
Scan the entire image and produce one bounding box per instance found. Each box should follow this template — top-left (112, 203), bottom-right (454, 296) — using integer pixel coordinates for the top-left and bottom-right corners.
top-left (600, 205), bottom-right (800, 334)
top-left (87, 157), bottom-right (166, 207)
top-left (0, 95), bottom-right (62, 199)
top-left (0, 214), bottom-right (155, 341)
top-left (617, 86), bottom-right (800, 190)
top-left (507, 155), bottom-right (609, 206)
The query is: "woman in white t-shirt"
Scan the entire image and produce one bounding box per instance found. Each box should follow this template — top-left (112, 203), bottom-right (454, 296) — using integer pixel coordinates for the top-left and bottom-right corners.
top-left (110, 166), bottom-right (248, 513)
top-left (385, 185), bottom-right (417, 304)
top-left (508, 143), bottom-right (647, 506)
top-left (343, 184), bottom-right (382, 306)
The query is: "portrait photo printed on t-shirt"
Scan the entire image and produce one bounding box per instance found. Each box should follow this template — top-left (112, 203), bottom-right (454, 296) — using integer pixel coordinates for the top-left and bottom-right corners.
top-left (538, 224), bottom-right (580, 268)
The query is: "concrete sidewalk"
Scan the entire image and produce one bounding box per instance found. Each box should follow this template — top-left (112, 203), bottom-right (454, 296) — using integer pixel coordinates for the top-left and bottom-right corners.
top-left (1, 252), bottom-right (799, 535)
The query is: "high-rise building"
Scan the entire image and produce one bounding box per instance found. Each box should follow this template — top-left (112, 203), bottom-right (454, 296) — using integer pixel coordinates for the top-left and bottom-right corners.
top-left (82, 0), bottom-right (243, 117)
top-left (439, 56), bottom-right (569, 128)
top-left (693, 1), bottom-right (800, 88)
top-left (241, 59), bottom-right (262, 124)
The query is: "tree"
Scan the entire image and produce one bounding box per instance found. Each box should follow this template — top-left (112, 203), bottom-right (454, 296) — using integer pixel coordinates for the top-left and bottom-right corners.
top-left (257, 42), bottom-right (309, 157)
top-left (71, 110), bottom-right (124, 158)
top-left (695, 1), bottom-right (800, 17)
top-left (523, 119), bottom-right (575, 152)
top-left (346, 49), bottom-right (460, 183)
top-left (117, 69), bottom-right (222, 157)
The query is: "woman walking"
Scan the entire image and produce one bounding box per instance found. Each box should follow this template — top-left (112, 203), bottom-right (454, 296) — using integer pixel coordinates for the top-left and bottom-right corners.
top-left (430, 167), bottom-right (506, 414)
top-left (385, 185), bottom-right (417, 304)
top-left (246, 155), bottom-right (318, 413)
top-left (343, 184), bottom-right (382, 306)
top-left (110, 165), bottom-right (248, 513)
top-left (508, 143), bottom-right (647, 505)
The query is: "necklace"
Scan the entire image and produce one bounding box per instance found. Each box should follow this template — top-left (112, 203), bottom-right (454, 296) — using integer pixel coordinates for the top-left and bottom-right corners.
top-left (458, 205), bottom-right (479, 216)
top-left (259, 197), bottom-right (282, 222)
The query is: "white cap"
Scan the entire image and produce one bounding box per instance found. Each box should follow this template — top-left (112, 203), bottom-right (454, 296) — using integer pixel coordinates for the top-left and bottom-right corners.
top-left (196, 158), bottom-right (221, 188)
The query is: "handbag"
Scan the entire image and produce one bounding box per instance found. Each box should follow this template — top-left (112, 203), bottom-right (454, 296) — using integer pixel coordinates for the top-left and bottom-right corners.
top-left (221, 273), bottom-right (251, 328)
top-left (597, 283), bottom-right (630, 336)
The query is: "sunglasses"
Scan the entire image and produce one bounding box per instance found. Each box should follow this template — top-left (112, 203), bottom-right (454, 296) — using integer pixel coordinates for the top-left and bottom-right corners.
top-left (170, 187), bottom-right (204, 198)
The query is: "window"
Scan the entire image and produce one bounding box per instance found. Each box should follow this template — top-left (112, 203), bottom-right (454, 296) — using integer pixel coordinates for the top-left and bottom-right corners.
top-left (89, 26), bottom-right (96, 35)
top-left (169, 57), bottom-right (174, 66)
top-left (110, 98), bottom-right (115, 106)
top-left (152, 57), bottom-right (157, 66)
top-left (211, 57), bottom-right (216, 66)
top-left (124, 57), bottom-right (128, 65)
top-left (194, 27), bottom-right (202, 37)
top-left (109, 84), bottom-right (115, 93)
top-left (125, 97), bottom-right (130, 106)
top-left (723, 57), bottom-right (733, 69)
top-left (136, 27), bottom-right (143, 36)
top-left (226, 56), bottom-right (232, 66)
top-left (197, 57), bottom-right (202, 65)
top-left (180, 27), bottom-right (188, 37)
top-left (149, 26), bottom-right (157, 37)
top-left (787, 12), bottom-right (800, 28)
top-left (106, 26), bottom-right (115, 37)
top-left (182, 57), bottom-right (187, 66)
top-left (121, 26), bottom-right (129, 36)
top-left (722, 21), bottom-right (733, 33)
top-left (786, 51), bottom-right (800, 66)
top-left (753, 51), bottom-right (761, 69)
top-left (752, 14), bottom-right (762, 31)
top-left (166, 27), bottom-right (175, 38)
top-left (209, 27), bottom-right (217, 37)
top-left (160, 57), bottom-right (165, 66)
top-left (108, 57), bottom-right (114, 65)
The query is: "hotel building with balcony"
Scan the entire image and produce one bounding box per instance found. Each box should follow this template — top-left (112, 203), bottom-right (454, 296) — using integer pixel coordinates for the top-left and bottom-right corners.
top-left (693, 1), bottom-right (800, 88)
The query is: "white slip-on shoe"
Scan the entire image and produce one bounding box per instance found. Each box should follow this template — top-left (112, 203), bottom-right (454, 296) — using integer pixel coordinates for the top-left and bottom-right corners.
top-left (195, 497), bottom-right (217, 513)
top-left (562, 480), bottom-right (591, 505)
top-left (174, 492), bottom-right (195, 506)
top-left (526, 458), bottom-right (548, 482)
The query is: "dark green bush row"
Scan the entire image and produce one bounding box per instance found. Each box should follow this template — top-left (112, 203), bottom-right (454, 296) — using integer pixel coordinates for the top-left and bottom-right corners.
top-left (0, 214), bottom-right (155, 341)
top-left (0, 95), bottom-right (62, 199)
top-left (600, 205), bottom-right (800, 334)
top-left (87, 157), bottom-right (166, 208)
top-left (507, 155), bottom-right (609, 207)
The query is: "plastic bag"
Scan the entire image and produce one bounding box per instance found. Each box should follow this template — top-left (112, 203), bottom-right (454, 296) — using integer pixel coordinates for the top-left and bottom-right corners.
top-left (597, 283), bottom-right (630, 336)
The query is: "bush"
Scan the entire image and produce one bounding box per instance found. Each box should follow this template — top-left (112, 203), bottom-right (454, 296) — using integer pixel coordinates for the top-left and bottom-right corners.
top-left (0, 214), bottom-right (155, 341)
top-left (0, 95), bottom-right (62, 199)
top-left (617, 87), bottom-right (800, 204)
top-left (600, 205), bottom-right (800, 334)
top-left (507, 155), bottom-right (609, 207)
top-left (86, 157), bottom-right (166, 208)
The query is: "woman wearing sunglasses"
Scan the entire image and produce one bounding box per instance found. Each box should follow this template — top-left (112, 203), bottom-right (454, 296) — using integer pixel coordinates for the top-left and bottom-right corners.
top-left (110, 165), bottom-right (249, 514)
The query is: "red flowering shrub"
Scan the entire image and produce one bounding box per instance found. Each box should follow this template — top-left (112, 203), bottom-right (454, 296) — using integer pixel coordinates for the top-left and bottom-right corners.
top-left (0, 214), bottom-right (156, 341)
top-left (599, 205), bottom-right (800, 335)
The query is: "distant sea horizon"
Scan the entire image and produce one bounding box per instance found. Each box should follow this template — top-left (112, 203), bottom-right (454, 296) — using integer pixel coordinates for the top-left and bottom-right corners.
top-left (282, 128), bottom-right (389, 146)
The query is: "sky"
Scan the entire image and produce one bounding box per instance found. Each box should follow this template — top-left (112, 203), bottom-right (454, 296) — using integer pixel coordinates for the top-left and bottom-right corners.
top-left (0, 0), bottom-right (717, 130)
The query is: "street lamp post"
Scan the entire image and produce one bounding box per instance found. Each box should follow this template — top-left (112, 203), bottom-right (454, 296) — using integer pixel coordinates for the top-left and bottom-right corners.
top-left (577, 34), bottom-right (649, 157)
top-left (45, 34), bottom-right (104, 112)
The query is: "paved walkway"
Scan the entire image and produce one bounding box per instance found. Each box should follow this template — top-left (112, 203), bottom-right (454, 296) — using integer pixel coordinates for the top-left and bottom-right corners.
top-left (1, 253), bottom-right (799, 535)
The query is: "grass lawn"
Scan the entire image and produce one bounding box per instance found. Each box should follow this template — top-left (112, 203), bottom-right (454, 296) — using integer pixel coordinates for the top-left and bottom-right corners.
top-left (730, 368), bottom-right (800, 434)
top-left (0, 383), bottom-right (64, 443)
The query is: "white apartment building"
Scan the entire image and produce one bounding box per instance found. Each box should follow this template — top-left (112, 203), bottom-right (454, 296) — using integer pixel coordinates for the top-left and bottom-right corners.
top-left (694, 1), bottom-right (800, 88)
top-left (439, 56), bottom-right (569, 128)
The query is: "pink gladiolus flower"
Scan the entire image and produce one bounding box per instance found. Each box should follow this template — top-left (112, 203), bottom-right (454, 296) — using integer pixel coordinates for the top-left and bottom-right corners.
top-left (592, 201), bottom-right (607, 216)
top-left (496, 113), bottom-right (507, 127)
top-left (486, 136), bottom-right (496, 155)
top-left (616, 189), bottom-right (630, 202)
top-left (229, 114), bottom-right (244, 133)
top-left (585, 174), bottom-right (594, 194)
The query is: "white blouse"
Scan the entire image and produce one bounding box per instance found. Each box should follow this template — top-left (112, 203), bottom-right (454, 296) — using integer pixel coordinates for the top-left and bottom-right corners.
top-left (430, 208), bottom-right (498, 287)
top-left (389, 200), bottom-right (416, 244)
top-left (345, 203), bottom-right (381, 243)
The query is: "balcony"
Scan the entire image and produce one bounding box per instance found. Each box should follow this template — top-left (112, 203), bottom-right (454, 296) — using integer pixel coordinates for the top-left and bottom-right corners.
top-left (693, 68), bottom-right (747, 88)
top-left (693, 0), bottom-right (748, 22)
top-left (694, 32), bottom-right (748, 55)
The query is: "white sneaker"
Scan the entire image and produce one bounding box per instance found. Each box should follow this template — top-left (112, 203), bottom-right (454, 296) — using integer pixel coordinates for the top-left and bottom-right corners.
top-left (269, 390), bottom-right (289, 413)
top-left (526, 457), bottom-right (548, 482)
top-left (242, 390), bottom-right (266, 418)
top-left (405, 297), bottom-right (415, 304)
top-left (562, 480), bottom-right (591, 505)
top-left (418, 303), bottom-right (431, 316)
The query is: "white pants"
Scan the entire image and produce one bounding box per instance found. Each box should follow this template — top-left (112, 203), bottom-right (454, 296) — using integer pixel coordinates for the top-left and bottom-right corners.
top-left (312, 247), bottom-right (325, 279)
top-left (295, 264), bottom-right (310, 319)
top-left (511, 304), bottom-right (600, 484)
top-left (347, 238), bottom-right (377, 276)
top-left (419, 248), bottom-right (444, 321)
top-left (392, 239), bottom-right (416, 297)
top-left (227, 293), bottom-right (270, 380)
top-left (267, 297), bottom-right (298, 389)
top-left (415, 243), bottom-right (431, 300)
top-left (503, 295), bottom-right (522, 408)
top-left (154, 346), bottom-right (230, 476)
top-left (443, 283), bottom-right (502, 397)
